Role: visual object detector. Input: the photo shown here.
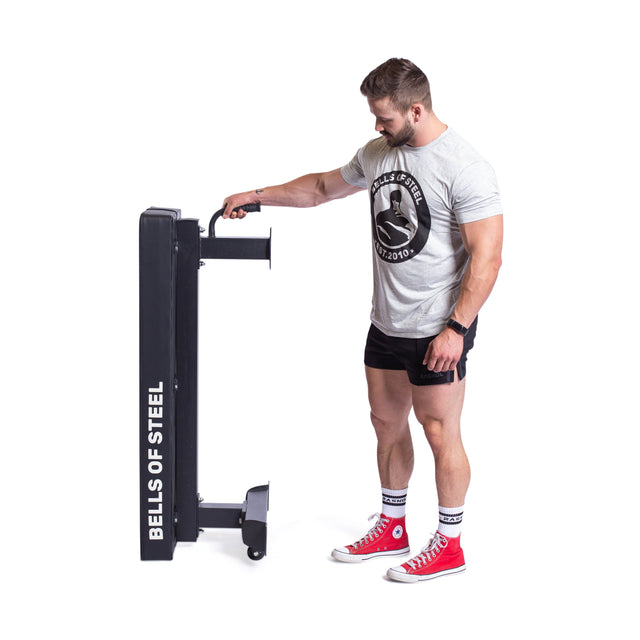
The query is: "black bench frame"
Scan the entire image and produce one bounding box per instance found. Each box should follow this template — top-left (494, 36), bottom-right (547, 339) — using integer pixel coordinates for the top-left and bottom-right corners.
top-left (139, 206), bottom-right (270, 561)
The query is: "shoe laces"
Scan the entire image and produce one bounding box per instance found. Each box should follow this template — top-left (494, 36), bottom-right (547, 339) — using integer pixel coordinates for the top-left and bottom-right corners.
top-left (352, 513), bottom-right (389, 549)
top-left (407, 532), bottom-right (448, 569)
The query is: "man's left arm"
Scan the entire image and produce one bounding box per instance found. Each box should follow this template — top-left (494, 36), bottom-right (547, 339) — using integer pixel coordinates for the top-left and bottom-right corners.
top-left (424, 215), bottom-right (503, 373)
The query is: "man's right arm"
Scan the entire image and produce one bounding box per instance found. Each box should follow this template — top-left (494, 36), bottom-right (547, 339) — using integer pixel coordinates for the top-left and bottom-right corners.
top-left (222, 168), bottom-right (364, 218)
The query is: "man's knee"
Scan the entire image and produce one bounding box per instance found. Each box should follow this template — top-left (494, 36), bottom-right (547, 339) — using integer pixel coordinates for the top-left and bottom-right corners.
top-left (370, 409), bottom-right (410, 440)
top-left (419, 415), bottom-right (444, 447)
top-left (417, 414), bottom-right (462, 452)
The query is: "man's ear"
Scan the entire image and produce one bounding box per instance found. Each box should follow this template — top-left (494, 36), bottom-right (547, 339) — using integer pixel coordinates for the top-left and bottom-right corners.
top-left (410, 103), bottom-right (425, 123)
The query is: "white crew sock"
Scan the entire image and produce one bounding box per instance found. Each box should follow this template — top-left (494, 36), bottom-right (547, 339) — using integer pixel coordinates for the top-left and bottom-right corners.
top-left (381, 487), bottom-right (407, 518)
top-left (438, 505), bottom-right (464, 538)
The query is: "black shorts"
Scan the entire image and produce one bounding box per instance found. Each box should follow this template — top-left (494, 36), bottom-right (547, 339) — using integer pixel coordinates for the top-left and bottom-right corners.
top-left (364, 318), bottom-right (478, 386)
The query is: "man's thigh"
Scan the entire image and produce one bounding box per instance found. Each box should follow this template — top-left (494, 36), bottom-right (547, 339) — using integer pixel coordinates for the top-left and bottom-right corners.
top-left (411, 369), bottom-right (466, 429)
top-left (365, 366), bottom-right (413, 422)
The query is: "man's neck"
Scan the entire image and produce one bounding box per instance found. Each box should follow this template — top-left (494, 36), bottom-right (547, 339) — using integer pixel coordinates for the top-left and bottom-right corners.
top-left (408, 112), bottom-right (448, 147)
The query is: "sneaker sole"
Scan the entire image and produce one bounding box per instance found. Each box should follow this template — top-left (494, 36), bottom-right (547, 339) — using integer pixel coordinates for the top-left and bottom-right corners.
top-left (331, 546), bottom-right (411, 563)
top-left (387, 563), bottom-right (466, 583)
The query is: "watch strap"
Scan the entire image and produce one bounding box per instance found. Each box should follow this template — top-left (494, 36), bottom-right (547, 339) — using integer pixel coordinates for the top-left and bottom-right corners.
top-left (447, 318), bottom-right (469, 336)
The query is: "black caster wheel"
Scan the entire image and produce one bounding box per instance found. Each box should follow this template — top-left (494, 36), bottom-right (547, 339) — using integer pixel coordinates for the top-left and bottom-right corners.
top-left (247, 547), bottom-right (265, 561)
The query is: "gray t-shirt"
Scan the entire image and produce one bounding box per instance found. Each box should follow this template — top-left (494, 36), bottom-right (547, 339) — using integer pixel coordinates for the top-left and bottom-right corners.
top-left (341, 127), bottom-right (502, 338)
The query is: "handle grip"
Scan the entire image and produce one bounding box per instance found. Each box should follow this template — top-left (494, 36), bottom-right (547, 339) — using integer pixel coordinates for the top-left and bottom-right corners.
top-left (209, 203), bottom-right (262, 237)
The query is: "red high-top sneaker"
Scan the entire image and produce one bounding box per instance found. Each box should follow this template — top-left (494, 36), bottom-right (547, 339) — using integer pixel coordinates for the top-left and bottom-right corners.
top-left (332, 513), bottom-right (410, 563)
top-left (387, 532), bottom-right (465, 582)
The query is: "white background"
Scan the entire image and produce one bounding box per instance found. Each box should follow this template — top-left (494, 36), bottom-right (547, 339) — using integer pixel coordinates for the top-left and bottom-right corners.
top-left (1, 0), bottom-right (638, 637)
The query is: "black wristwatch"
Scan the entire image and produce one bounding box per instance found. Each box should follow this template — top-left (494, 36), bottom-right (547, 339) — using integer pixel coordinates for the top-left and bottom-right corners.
top-left (446, 318), bottom-right (469, 337)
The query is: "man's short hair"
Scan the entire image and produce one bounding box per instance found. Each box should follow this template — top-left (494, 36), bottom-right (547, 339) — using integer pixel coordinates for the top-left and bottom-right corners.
top-left (360, 58), bottom-right (432, 113)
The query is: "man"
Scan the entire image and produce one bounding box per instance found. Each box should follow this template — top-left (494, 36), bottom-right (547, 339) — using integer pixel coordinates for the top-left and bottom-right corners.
top-left (223, 58), bottom-right (503, 583)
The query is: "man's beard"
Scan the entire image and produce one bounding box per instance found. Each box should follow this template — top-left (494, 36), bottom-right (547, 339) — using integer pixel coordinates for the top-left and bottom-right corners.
top-left (383, 119), bottom-right (415, 147)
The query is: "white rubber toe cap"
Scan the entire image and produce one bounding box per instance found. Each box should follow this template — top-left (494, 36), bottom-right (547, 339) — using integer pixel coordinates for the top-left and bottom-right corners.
top-left (332, 547), bottom-right (357, 562)
top-left (389, 565), bottom-right (407, 573)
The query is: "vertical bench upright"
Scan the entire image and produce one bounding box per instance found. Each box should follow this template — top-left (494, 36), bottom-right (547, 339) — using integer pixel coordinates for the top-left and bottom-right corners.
top-left (139, 206), bottom-right (270, 561)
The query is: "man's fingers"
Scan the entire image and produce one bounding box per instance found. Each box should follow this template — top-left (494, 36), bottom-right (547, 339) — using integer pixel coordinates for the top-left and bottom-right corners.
top-left (425, 349), bottom-right (457, 372)
top-left (222, 202), bottom-right (247, 219)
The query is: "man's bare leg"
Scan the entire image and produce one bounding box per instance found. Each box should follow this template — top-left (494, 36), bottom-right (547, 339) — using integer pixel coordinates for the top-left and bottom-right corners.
top-left (386, 371), bottom-right (469, 582)
top-left (365, 366), bottom-right (414, 490)
top-left (330, 366), bottom-right (414, 563)
top-left (411, 371), bottom-right (469, 507)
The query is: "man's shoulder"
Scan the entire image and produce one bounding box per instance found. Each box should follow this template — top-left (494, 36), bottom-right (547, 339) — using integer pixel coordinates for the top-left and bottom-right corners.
top-left (429, 129), bottom-right (496, 190)
top-left (435, 129), bottom-right (487, 165)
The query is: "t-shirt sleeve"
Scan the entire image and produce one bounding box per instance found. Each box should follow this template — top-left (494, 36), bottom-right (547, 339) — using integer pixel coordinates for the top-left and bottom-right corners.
top-left (340, 146), bottom-right (368, 189)
top-left (452, 160), bottom-right (502, 224)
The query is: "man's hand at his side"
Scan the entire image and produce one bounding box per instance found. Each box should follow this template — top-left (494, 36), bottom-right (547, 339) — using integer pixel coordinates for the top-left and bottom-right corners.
top-left (423, 327), bottom-right (464, 373)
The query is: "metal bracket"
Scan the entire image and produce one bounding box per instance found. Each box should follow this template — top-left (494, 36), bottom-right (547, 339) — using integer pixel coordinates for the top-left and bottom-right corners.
top-left (200, 204), bottom-right (271, 267)
top-left (198, 484), bottom-right (270, 560)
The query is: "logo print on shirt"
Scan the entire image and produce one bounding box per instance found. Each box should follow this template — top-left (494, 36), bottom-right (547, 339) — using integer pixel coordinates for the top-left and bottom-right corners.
top-left (370, 171), bottom-right (431, 263)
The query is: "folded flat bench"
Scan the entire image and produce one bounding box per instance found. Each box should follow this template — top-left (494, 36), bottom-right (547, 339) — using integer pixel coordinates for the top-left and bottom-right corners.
top-left (139, 205), bottom-right (270, 561)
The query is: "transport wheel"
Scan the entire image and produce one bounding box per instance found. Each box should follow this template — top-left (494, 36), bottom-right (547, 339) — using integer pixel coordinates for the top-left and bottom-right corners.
top-left (247, 547), bottom-right (265, 561)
